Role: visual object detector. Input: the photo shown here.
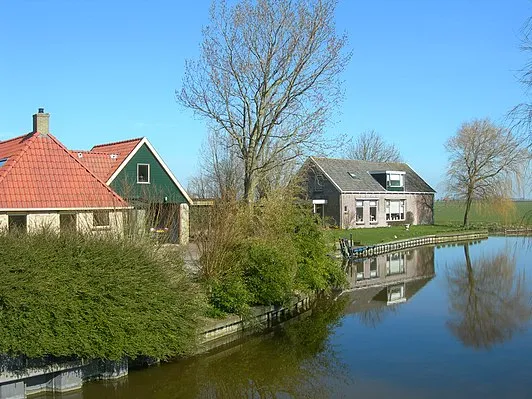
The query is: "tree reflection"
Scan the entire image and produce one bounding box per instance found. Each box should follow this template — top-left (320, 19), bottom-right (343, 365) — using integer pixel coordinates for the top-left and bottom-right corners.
top-left (446, 244), bottom-right (532, 349)
top-left (81, 297), bottom-right (352, 399)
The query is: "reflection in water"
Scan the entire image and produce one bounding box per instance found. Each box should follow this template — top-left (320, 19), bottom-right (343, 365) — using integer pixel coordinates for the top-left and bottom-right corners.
top-left (446, 243), bottom-right (532, 349)
top-left (58, 298), bottom-right (352, 399)
top-left (342, 246), bottom-right (436, 327)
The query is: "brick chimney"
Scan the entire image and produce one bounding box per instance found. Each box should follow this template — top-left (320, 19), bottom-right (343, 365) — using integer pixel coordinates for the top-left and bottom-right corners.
top-left (33, 108), bottom-right (49, 135)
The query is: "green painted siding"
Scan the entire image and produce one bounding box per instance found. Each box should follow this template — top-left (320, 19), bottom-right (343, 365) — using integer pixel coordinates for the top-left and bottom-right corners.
top-left (110, 144), bottom-right (188, 204)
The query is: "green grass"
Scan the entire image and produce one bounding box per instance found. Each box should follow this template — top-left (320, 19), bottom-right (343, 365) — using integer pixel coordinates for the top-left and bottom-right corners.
top-left (434, 200), bottom-right (532, 227)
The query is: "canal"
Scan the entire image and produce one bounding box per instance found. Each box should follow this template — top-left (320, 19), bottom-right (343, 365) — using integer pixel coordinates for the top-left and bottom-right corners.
top-left (38, 236), bottom-right (532, 398)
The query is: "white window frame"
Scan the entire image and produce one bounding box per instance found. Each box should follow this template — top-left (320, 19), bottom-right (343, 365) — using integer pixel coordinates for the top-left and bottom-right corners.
top-left (385, 199), bottom-right (406, 221)
top-left (386, 171), bottom-right (405, 189)
top-left (369, 200), bottom-right (378, 223)
top-left (386, 253), bottom-right (406, 275)
top-left (137, 163), bottom-right (150, 184)
top-left (355, 200), bottom-right (364, 223)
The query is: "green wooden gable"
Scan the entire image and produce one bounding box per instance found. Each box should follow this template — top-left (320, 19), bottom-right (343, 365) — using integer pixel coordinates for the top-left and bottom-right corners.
top-left (109, 143), bottom-right (189, 204)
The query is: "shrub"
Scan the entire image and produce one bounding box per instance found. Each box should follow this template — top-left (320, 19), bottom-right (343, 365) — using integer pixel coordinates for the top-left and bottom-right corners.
top-left (0, 232), bottom-right (203, 360)
top-left (240, 241), bottom-right (297, 306)
top-left (196, 187), bottom-right (346, 316)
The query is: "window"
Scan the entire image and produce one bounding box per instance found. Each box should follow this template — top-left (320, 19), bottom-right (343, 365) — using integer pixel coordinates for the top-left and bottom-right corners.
top-left (137, 163), bottom-right (150, 184)
top-left (369, 200), bottom-right (377, 222)
top-left (386, 172), bottom-right (405, 191)
top-left (0, 157), bottom-right (8, 168)
top-left (356, 201), bottom-right (364, 223)
top-left (386, 253), bottom-right (405, 275)
top-left (386, 199), bottom-right (405, 221)
top-left (8, 215), bottom-right (27, 232)
top-left (93, 211), bottom-right (110, 228)
top-left (314, 173), bottom-right (324, 192)
top-left (60, 214), bottom-right (76, 232)
top-left (387, 284), bottom-right (406, 304)
top-left (369, 257), bottom-right (378, 278)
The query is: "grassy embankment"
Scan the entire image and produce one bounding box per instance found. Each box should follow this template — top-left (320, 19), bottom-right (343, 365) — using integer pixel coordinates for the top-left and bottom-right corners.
top-left (323, 200), bottom-right (532, 246)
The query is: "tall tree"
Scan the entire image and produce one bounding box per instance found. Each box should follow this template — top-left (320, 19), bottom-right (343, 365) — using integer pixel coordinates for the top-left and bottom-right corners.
top-left (509, 17), bottom-right (532, 149)
top-left (444, 118), bottom-right (529, 227)
top-left (344, 130), bottom-right (402, 162)
top-left (178, 0), bottom-right (351, 201)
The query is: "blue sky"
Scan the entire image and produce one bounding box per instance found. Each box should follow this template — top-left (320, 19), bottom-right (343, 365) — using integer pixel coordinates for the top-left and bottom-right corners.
top-left (1, 0), bottom-right (530, 195)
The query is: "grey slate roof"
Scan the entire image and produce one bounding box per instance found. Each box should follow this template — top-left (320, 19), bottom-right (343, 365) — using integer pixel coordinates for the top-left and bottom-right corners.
top-left (310, 157), bottom-right (435, 193)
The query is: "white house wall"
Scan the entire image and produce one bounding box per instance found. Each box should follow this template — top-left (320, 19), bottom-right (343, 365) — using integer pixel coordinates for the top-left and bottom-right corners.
top-left (27, 213), bottom-right (60, 233)
top-left (0, 215), bottom-right (7, 231)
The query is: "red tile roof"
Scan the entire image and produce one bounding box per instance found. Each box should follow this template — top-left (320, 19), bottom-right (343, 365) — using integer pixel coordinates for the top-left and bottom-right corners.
top-left (0, 132), bottom-right (129, 210)
top-left (74, 138), bottom-right (142, 181)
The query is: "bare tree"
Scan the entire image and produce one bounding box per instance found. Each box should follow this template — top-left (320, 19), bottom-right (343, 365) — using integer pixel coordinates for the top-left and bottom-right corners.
top-left (444, 118), bottom-right (529, 227)
top-left (344, 130), bottom-right (402, 162)
top-left (177, 0), bottom-right (351, 201)
top-left (508, 17), bottom-right (532, 149)
top-left (446, 244), bottom-right (532, 349)
top-left (187, 130), bottom-right (244, 200)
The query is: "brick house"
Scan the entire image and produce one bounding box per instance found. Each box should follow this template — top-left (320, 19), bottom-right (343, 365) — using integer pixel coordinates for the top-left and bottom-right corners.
top-left (300, 157), bottom-right (435, 229)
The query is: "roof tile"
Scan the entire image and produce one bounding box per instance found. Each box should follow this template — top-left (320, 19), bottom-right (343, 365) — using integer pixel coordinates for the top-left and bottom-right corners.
top-left (0, 133), bottom-right (129, 209)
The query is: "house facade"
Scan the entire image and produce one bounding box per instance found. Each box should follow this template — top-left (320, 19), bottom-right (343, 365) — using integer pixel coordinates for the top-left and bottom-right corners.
top-left (74, 137), bottom-right (192, 244)
top-left (301, 157), bottom-right (435, 229)
top-left (0, 109), bottom-right (130, 234)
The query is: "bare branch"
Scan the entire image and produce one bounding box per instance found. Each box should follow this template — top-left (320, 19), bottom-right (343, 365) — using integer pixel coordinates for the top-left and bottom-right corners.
top-left (343, 130), bottom-right (403, 162)
top-left (178, 0), bottom-right (351, 201)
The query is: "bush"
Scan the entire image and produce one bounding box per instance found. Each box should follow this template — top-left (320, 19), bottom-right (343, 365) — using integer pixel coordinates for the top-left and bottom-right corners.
top-left (0, 232), bottom-right (203, 360)
top-left (197, 188), bottom-right (346, 316)
top-left (209, 274), bottom-right (252, 315)
top-left (241, 241), bottom-right (296, 306)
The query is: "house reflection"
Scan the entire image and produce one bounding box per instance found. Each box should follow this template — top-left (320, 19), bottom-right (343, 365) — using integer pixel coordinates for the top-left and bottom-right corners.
top-left (341, 245), bottom-right (435, 316)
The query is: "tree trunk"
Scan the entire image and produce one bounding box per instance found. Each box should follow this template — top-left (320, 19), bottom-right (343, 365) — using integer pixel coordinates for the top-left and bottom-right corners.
top-left (463, 187), bottom-right (474, 227)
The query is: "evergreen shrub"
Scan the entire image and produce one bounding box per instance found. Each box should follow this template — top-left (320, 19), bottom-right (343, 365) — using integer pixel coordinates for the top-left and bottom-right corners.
top-left (0, 231), bottom-right (203, 360)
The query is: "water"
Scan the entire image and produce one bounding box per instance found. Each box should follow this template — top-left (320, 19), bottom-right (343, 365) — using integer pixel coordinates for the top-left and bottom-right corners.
top-left (42, 236), bottom-right (532, 398)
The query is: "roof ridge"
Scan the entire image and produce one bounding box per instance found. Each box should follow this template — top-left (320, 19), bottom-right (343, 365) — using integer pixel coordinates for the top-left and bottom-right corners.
top-left (0, 132), bottom-right (37, 185)
top-left (47, 134), bottom-right (128, 205)
top-left (312, 156), bottom-right (408, 166)
top-left (70, 149), bottom-right (116, 155)
top-left (91, 137), bottom-right (144, 150)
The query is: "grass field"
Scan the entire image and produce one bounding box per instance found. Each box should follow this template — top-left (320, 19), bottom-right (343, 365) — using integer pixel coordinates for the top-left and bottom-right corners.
top-left (323, 200), bottom-right (531, 247)
top-left (434, 200), bottom-right (532, 227)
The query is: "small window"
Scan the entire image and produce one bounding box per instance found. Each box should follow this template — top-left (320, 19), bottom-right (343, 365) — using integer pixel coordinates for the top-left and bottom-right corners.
top-left (8, 215), bottom-right (27, 232)
top-left (369, 200), bottom-right (377, 222)
top-left (0, 158), bottom-right (8, 168)
top-left (356, 200), bottom-right (364, 223)
top-left (60, 214), bottom-right (77, 232)
top-left (137, 164), bottom-right (150, 184)
top-left (93, 211), bottom-right (110, 228)
top-left (344, 205), bottom-right (348, 213)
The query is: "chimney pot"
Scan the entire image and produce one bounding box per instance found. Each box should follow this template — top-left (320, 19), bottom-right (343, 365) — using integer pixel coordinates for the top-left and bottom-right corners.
top-left (33, 108), bottom-right (50, 135)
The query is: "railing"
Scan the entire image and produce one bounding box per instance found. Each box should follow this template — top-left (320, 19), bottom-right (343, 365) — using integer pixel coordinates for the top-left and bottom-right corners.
top-left (340, 231), bottom-right (489, 259)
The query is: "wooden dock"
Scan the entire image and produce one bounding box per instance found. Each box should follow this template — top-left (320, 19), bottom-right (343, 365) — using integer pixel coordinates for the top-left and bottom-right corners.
top-left (339, 231), bottom-right (488, 259)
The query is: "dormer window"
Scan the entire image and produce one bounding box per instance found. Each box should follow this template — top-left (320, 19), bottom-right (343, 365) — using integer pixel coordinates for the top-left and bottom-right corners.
top-left (0, 157), bottom-right (8, 167)
top-left (386, 171), bottom-right (405, 191)
top-left (137, 163), bottom-right (150, 184)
